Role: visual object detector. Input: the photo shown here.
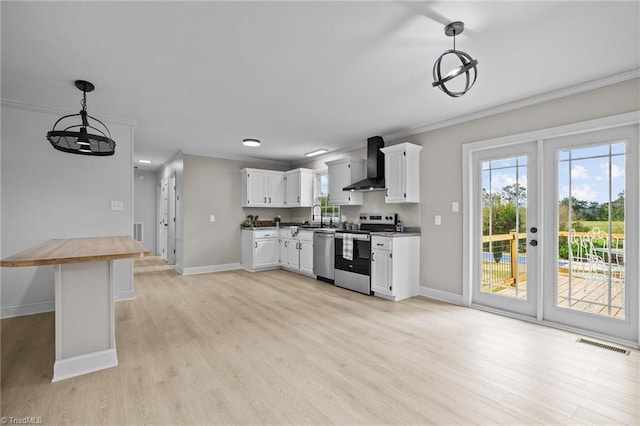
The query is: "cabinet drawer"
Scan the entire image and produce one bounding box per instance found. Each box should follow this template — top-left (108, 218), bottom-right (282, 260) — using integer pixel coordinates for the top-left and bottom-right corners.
top-left (298, 231), bottom-right (314, 242)
top-left (254, 230), bottom-right (277, 239)
top-left (371, 237), bottom-right (392, 250)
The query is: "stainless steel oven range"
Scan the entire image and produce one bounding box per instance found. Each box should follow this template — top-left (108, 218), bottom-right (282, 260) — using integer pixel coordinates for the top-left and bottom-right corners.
top-left (334, 213), bottom-right (397, 294)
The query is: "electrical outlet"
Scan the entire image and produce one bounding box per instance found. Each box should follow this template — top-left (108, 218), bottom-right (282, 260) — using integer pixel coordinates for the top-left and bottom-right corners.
top-left (111, 201), bottom-right (124, 211)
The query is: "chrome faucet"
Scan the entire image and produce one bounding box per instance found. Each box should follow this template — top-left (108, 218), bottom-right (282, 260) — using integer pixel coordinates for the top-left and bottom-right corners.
top-left (312, 204), bottom-right (323, 227)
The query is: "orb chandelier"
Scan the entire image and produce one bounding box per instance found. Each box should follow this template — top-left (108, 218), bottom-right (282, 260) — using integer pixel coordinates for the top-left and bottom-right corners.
top-left (46, 80), bottom-right (116, 156)
top-left (432, 21), bottom-right (478, 98)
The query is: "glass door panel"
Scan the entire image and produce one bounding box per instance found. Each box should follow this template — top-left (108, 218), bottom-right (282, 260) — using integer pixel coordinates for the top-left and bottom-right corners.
top-left (543, 125), bottom-right (638, 343)
top-left (556, 143), bottom-right (626, 318)
top-left (481, 156), bottom-right (528, 299)
top-left (472, 142), bottom-right (538, 318)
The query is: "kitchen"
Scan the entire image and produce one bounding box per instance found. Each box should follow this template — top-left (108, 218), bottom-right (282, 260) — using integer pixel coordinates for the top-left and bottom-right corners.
top-left (240, 137), bottom-right (422, 301)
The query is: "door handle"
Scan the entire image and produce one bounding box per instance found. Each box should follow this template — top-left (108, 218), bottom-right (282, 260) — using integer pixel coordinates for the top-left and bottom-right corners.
top-left (530, 227), bottom-right (538, 233)
top-left (530, 240), bottom-right (538, 246)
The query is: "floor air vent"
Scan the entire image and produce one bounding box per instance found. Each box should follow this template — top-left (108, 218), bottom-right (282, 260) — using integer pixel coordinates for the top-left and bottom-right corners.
top-left (576, 338), bottom-right (630, 355)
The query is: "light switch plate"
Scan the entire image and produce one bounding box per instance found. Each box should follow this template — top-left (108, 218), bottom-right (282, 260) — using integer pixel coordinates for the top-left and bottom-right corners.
top-left (210, 215), bottom-right (216, 222)
top-left (435, 215), bottom-right (441, 225)
top-left (452, 202), bottom-right (459, 212)
top-left (111, 201), bottom-right (124, 211)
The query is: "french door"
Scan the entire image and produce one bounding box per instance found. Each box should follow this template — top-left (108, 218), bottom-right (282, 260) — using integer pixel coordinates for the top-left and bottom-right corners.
top-left (542, 125), bottom-right (638, 342)
top-left (469, 122), bottom-right (639, 344)
top-left (471, 142), bottom-right (538, 318)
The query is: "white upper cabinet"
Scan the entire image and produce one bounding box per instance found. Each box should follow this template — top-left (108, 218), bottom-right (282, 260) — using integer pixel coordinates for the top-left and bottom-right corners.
top-left (325, 158), bottom-right (365, 205)
top-left (241, 169), bottom-right (285, 207)
top-left (268, 173), bottom-right (285, 206)
top-left (380, 143), bottom-right (422, 203)
top-left (284, 168), bottom-right (314, 207)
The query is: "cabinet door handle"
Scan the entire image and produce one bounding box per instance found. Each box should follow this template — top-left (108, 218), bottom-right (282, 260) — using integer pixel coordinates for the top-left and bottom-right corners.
top-left (264, 234), bottom-right (270, 237)
top-left (371, 252), bottom-right (375, 261)
top-left (264, 197), bottom-right (266, 203)
top-left (269, 197), bottom-right (271, 203)
top-left (254, 242), bottom-right (257, 248)
top-left (385, 188), bottom-right (388, 197)
top-left (376, 243), bottom-right (384, 246)
top-left (297, 196), bottom-right (300, 202)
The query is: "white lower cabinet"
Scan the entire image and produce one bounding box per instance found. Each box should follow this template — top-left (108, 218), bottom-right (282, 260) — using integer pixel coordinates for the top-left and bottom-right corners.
top-left (280, 237), bottom-right (300, 269)
top-left (242, 229), bottom-right (315, 277)
top-left (242, 229), bottom-right (280, 270)
top-left (280, 230), bottom-right (314, 276)
top-left (370, 235), bottom-right (420, 301)
top-left (299, 238), bottom-right (314, 275)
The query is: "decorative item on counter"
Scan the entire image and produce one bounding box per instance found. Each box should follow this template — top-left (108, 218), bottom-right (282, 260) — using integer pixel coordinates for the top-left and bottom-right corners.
top-left (274, 215), bottom-right (281, 228)
top-left (255, 220), bottom-right (274, 227)
top-left (396, 220), bottom-right (404, 233)
top-left (242, 215), bottom-right (254, 227)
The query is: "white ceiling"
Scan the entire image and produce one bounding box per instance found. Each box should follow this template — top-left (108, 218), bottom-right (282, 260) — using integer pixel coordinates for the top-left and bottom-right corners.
top-left (2, 1), bottom-right (639, 170)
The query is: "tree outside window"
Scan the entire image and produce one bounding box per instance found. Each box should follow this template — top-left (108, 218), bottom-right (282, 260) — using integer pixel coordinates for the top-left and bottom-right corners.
top-left (313, 173), bottom-right (340, 222)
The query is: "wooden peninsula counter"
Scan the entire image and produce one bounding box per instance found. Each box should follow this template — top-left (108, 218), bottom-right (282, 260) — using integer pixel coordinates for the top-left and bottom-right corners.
top-left (1, 236), bottom-right (150, 382)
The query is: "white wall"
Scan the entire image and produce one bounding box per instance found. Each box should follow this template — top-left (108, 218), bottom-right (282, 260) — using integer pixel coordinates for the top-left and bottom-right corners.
top-left (182, 154), bottom-right (289, 272)
top-left (1, 103), bottom-right (136, 318)
top-left (134, 169), bottom-right (157, 255)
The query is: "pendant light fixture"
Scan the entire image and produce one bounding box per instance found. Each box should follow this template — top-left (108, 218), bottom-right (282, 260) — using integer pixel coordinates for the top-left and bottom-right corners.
top-left (46, 80), bottom-right (116, 156)
top-left (432, 21), bottom-right (478, 98)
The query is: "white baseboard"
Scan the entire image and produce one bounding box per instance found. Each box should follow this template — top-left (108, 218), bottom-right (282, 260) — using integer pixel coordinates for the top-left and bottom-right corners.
top-left (179, 263), bottom-right (242, 276)
top-left (419, 286), bottom-right (464, 305)
top-left (52, 348), bottom-right (118, 382)
top-left (115, 290), bottom-right (136, 301)
top-left (0, 299), bottom-right (54, 318)
top-left (174, 264), bottom-right (184, 275)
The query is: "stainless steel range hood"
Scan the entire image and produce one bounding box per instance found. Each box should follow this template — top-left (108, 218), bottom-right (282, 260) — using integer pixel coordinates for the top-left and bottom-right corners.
top-left (343, 136), bottom-right (385, 191)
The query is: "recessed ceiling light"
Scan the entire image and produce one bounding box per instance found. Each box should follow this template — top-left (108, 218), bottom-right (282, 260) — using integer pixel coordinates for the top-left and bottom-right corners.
top-left (243, 138), bottom-right (261, 147)
top-left (138, 159), bottom-right (152, 164)
top-left (305, 149), bottom-right (328, 157)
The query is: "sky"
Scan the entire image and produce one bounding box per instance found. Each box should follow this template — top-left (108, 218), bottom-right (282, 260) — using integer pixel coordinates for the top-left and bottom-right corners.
top-left (482, 143), bottom-right (625, 205)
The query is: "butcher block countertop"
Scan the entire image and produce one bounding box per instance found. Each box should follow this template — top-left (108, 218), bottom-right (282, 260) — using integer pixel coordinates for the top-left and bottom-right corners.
top-left (0, 236), bottom-right (150, 267)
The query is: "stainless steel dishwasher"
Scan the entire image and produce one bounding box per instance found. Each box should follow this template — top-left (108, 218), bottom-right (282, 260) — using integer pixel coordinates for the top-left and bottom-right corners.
top-left (313, 230), bottom-right (335, 283)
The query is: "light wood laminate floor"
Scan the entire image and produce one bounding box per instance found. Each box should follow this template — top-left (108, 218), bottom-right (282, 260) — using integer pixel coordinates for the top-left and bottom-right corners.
top-left (2, 257), bottom-right (638, 425)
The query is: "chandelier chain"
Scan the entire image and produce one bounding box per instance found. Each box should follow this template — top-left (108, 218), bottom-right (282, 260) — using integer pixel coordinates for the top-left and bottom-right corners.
top-left (81, 91), bottom-right (87, 112)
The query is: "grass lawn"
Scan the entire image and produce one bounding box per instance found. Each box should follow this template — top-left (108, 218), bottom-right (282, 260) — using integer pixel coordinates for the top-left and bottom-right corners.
top-left (574, 220), bottom-right (624, 234)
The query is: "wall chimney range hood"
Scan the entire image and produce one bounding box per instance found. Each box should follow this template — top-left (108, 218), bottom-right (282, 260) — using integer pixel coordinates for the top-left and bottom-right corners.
top-left (343, 136), bottom-right (385, 191)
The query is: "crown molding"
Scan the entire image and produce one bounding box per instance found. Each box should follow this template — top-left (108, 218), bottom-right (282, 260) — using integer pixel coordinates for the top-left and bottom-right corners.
top-left (383, 68), bottom-right (640, 142)
top-left (1, 98), bottom-right (138, 128)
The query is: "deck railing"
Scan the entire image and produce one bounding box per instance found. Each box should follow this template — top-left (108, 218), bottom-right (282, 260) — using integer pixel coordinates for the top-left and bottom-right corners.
top-left (482, 231), bottom-right (527, 287)
top-left (483, 230), bottom-right (625, 287)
